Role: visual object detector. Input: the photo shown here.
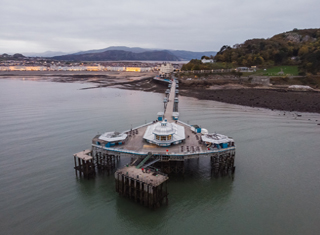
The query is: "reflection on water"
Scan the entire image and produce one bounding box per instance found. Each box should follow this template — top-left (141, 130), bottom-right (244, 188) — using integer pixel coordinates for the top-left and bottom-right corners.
top-left (0, 79), bottom-right (320, 235)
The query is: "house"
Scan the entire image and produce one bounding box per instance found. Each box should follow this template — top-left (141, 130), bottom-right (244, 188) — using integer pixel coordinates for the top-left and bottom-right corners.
top-left (201, 59), bottom-right (214, 63)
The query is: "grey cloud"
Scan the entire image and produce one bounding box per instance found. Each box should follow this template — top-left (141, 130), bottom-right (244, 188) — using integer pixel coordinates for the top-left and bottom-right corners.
top-left (1, 0), bottom-right (319, 53)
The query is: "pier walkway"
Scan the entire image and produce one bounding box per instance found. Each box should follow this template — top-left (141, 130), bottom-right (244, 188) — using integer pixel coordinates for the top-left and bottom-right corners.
top-left (164, 79), bottom-right (176, 121)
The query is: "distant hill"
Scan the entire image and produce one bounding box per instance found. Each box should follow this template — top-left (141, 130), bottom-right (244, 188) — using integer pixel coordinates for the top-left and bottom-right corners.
top-left (51, 50), bottom-right (181, 61)
top-left (169, 50), bottom-right (216, 60)
top-left (23, 51), bottom-right (74, 57)
top-left (51, 46), bottom-right (216, 61)
top-left (214, 28), bottom-right (320, 74)
top-left (73, 46), bottom-right (153, 55)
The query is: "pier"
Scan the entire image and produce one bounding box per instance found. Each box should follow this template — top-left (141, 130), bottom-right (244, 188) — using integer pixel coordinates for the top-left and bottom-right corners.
top-left (74, 75), bottom-right (236, 208)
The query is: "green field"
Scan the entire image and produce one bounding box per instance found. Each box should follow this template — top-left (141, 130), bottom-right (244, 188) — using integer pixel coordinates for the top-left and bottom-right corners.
top-left (250, 66), bottom-right (299, 76)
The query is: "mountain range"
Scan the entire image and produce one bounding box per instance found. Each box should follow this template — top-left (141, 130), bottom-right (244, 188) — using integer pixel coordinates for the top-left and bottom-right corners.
top-left (26, 46), bottom-right (216, 61)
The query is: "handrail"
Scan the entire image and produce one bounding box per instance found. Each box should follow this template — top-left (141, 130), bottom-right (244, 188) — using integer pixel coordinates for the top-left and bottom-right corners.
top-left (177, 120), bottom-right (192, 127)
top-left (136, 152), bottom-right (152, 169)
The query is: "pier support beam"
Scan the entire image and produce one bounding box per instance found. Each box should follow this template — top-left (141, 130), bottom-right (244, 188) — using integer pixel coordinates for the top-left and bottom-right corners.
top-left (115, 170), bottom-right (168, 209)
top-left (95, 152), bottom-right (118, 175)
top-left (91, 147), bottom-right (120, 175)
top-left (74, 150), bottom-right (96, 179)
top-left (155, 160), bottom-right (185, 175)
top-left (210, 150), bottom-right (235, 177)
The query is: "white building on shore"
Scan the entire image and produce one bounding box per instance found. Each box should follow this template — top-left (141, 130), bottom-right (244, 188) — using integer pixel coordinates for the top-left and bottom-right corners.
top-left (201, 59), bottom-right (214, 63)
top-left (159, 63), bottom-right (174, 77)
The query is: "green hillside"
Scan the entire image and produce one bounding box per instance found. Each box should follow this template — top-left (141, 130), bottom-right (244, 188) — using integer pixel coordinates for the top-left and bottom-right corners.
top-left (213, 28), bottom-right (320, 75)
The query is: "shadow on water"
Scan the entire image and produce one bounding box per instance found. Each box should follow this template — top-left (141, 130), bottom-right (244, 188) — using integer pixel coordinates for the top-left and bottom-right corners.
top-left (112, 157), bottom-right (235, 233)
top-left (74, 177), bottom-right (97, 197)
top-left (74, 157), bottom-right (126, 200)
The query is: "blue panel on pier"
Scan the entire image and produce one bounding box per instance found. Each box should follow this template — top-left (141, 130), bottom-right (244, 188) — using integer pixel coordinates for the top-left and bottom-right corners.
top-left (158, 117), bottom-right (163, 121)
top-left (221, 143), bottom-right (228, 148)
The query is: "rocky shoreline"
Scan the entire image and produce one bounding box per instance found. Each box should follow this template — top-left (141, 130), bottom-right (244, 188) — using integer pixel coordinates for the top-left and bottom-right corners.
top-left (114, 78), bottom-right (320, 114)
top-left (179, 88), bottom-right (320, 114)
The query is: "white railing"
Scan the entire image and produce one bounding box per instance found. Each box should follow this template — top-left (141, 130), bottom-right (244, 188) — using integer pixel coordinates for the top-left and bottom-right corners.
top-left (121, 121), bottom-right (154, 134)
top-left (92, 144), bottom-right (235, 157)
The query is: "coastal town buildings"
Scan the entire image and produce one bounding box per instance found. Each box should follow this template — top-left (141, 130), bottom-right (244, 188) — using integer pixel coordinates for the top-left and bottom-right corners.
top-left (0, 54), bottom-right (183, 73)
top-left (0, 65), bottom-right (153, 72)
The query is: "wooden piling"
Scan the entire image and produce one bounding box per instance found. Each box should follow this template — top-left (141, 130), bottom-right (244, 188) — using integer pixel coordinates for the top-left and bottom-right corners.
top-left (114, 166), bottom-right (169, 209)
top-left (74, 150), bottom-right (96, 179)
top-left (210, 150), bottom-right (235, 177)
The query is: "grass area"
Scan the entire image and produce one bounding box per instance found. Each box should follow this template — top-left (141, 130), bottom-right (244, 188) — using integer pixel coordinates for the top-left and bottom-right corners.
top-left (207, 62), bottom-right (235, 69)
top-left (181, 62), bottom-right (235, 71)
top-left (245, 66), bottom-right (299, 76)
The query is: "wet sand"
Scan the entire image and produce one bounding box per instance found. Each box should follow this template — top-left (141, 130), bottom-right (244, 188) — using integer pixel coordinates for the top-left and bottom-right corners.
top-left (1, 71), bottom-right (320, 114)
top-left (0, 70), bottom-right (157, 88)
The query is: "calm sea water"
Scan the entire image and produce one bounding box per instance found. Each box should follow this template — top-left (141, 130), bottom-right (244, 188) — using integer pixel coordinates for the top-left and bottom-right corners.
top-left (0, 78), bottom-right (320, 235)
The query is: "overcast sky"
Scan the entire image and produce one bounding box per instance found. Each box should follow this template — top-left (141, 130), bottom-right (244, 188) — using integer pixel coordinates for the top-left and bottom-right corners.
top-left (1, 0), bottom-right (319, 54)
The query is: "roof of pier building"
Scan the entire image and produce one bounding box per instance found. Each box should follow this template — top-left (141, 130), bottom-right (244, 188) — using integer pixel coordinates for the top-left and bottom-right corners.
top-left (153, 120), bottom-right (176, 136)
top-left (143, 120), bottom-right (185, 146)
top-left (201, 133), bottom-right (234, 144)
top-left (99, 131), bottom-right (127, 142)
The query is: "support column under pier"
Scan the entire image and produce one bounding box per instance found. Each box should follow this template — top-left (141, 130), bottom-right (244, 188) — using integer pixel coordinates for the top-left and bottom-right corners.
top-left (210, 151), bottom-right (236, 177)
top-left (95, 151), bottom-right (119, 175)
top-left (73, 150), bottom-right (96, 179)
top-left (154, 160), bottom-right (185, 175)
top-left (114, 171), bottom-right (169, 209)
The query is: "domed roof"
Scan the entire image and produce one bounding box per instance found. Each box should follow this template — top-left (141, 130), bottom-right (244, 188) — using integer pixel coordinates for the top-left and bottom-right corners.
top-left (153, 120), bottom-right (175, 136)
